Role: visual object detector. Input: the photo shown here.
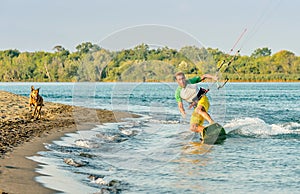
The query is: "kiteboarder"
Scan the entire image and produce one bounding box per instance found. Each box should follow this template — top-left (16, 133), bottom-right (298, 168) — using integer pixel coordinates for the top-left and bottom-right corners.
top-left (174, 71), bottom-right (217, 139)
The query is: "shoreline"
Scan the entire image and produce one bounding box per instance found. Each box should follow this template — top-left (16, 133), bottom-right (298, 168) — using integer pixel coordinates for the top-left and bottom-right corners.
top-left (0, 124), bottom-right (79, 194)
top-left (0, 91), bottom-right (139, 194)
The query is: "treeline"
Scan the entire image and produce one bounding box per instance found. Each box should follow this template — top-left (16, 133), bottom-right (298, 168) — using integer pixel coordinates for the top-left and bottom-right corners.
top-left (0, 42), bottom-right (299, 82)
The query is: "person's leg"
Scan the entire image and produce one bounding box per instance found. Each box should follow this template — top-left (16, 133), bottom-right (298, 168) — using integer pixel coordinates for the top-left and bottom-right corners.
top-left (190, 124), bottom-right (205, 141)
top-left (197, 125), bottom-right (205, 142)
top-left (190, 123), bottom-right (198, 132)
top-left (195, 105), bottom-right (214, 124)
top-left (190, 112), bottom-right (205, 140)
top-left (195, 96), bottom-right (214, 124)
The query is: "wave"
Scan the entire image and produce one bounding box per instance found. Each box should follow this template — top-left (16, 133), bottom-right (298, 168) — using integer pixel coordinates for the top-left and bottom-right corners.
top-left (224, 117), bottom-right (300, 139)
top-left (75, 139), bottom-right (101, 148)
top-left (95, 132), bottom-right (128, 143)
top-left (148, 118), bottom-right (180, 124)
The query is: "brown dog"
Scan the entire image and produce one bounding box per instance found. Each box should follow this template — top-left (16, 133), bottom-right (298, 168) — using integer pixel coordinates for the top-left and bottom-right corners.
top-left (29, 86), bottom-right (44, 119)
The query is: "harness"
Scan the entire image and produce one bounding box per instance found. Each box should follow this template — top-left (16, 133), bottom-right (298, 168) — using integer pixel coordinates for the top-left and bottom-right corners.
top-left (189, 87), bottom-right (209, 109)
top-left (180, 84), bottom-right (209, 108)
top-left (196, 87), bottom-right (209, 99)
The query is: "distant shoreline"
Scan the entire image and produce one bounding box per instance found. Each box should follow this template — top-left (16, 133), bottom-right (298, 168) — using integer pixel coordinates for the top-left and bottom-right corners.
top-left (0, 80), bottom-right (299, 83)
top-left (1, 45), bottom-right (299, 83)
top-left (224, 80), bottom-right (300, 83)
top-left (0, 91), bottom-right (139, 194)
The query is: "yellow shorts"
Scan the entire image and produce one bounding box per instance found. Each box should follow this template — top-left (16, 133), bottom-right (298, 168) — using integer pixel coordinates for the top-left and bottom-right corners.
top-left (190, 95), bottom-right (210, 126)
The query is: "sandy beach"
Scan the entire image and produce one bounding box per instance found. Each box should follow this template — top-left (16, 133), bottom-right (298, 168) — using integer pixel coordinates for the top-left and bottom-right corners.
top-left (0, 90), bottom-right (139, 194)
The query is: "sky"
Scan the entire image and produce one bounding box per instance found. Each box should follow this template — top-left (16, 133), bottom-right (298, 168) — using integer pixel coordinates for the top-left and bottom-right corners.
top-left (1, 0), bottom-right (299, 56)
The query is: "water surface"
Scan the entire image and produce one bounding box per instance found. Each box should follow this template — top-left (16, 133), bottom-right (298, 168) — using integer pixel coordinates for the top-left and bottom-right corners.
top-left (1, 82), bottom-right (299, 193)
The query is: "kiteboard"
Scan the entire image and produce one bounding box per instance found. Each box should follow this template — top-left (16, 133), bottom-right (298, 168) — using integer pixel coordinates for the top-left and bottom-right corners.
top-left (203, 123), bottom-right (226, 144)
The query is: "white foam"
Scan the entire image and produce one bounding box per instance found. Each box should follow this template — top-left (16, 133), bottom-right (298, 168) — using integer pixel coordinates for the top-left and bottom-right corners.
top-left (91, 177), bottom-right (107, 185)
top-left (28, 156), bottom-right (98, 193)
top-left (149, 119), bottom-right (180, 124)
top-left (120, 129), bottom-right (138, 136)
top-left (75, 139), bottom-right (99, 148)
top-left (224, 117), bottom-right (296, 137)
top-left (282, 122), bottom-right (300, 130)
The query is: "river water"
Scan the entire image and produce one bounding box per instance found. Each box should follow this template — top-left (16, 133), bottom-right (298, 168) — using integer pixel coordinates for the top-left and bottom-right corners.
top-left (0, 82), bottom-right (299, 193)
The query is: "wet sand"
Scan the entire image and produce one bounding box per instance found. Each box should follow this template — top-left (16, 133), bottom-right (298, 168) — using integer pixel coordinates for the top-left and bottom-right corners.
top-left (0, 91), bottom-right (139, 194)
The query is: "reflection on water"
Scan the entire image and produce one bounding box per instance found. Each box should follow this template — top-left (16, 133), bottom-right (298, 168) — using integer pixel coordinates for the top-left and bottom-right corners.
top-left (182, 141), bottom-right (212, 156)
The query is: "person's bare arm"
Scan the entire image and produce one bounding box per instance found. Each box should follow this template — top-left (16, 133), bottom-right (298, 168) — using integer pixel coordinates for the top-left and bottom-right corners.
top-left (178, 101), bottom-right (186, 118)
top-left (201, 74), bottom-right (218, 81)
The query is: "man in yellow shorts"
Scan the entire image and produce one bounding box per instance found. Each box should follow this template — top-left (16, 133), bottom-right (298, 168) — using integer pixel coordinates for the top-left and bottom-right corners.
top-left (174, 71), bottom-right (217, 139)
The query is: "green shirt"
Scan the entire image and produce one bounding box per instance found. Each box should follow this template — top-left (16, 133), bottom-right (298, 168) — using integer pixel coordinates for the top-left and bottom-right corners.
top-left (175, 76), bottom-right (202, 102)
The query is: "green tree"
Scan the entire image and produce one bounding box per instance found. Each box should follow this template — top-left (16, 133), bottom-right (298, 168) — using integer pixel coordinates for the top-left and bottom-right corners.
top-left (271, 50), bottom-right (295, 73)
top-left (251, 47), bottom-right (271, 58)
top-left (76, 42), bottom-right (101, 54)
top-left (0, 44), bottom-right (299, 82)
top-left (4, 49), bottom-right (20, 58)
top-left (53, 45), bottom-right (64, 52)
top-left (133, 43), bottom-right (149, 61)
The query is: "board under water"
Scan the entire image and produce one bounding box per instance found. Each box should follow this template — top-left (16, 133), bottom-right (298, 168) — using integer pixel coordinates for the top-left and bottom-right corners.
top-left (203, 123), bottom-right (226, 144)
